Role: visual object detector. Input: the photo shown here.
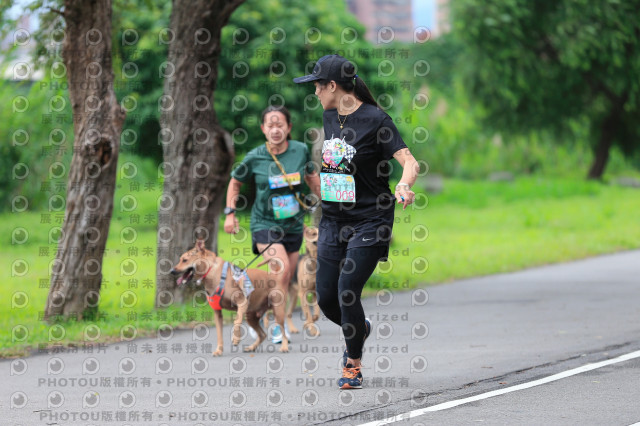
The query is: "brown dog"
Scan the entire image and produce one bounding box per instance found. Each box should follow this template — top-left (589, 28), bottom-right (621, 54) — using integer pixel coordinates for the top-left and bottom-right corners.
top-left (170, 239), bottom-right (289, 355)
top-left (286, 225), bottom-right (321, 336)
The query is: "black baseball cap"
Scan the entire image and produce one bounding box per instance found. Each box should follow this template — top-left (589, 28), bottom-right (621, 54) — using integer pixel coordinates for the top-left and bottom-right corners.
top-left (293, 54), bottom-right (356, 83)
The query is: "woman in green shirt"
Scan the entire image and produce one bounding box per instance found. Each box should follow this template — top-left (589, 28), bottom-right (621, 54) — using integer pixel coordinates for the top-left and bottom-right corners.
top-left (223, 105), bottom-right (320, 337)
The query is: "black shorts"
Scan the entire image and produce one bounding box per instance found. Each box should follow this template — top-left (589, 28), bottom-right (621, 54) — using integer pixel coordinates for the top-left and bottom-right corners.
top-left (251, 229), bottom-right (303, 255)
top-left (317, 210), bottom-right (394, 261)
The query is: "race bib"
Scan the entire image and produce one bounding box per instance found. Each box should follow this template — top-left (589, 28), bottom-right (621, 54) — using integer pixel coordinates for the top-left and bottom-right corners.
top-left (272, 194), bottom-right (300, 219)
top-left (320, 173), bottom-right (356, 203)
top-left (269, 172), bottom-right (301, 189)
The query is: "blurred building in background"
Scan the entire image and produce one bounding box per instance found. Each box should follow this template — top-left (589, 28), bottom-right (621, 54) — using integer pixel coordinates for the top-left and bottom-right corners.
top-left (435, 0), bottom-right (451, 37)
top-left (345, 0), bottom-right (414, 43)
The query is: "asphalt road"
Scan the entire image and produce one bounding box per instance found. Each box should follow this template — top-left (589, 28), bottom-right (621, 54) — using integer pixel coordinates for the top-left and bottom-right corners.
top-left (2, 250), bottom-right (640, 425)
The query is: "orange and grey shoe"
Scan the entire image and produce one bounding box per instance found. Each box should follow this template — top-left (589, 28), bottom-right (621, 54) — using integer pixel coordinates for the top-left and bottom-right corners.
top-left (338, 364), bottom-right (363, 389)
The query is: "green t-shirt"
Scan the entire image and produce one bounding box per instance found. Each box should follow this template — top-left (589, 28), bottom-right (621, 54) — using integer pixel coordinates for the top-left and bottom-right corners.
top-left (231, 140), bottom-right (313, 233)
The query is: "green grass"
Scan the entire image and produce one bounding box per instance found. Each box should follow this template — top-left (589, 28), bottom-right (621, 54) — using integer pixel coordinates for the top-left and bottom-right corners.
top-left (368, 178), bottom-right (640, 289)
top-left (3, 177), bottom-right (640, 357)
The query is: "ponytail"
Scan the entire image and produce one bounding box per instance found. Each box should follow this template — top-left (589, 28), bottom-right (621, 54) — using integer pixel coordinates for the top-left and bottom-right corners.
top-left (353, 76), bottom-right (378, 108)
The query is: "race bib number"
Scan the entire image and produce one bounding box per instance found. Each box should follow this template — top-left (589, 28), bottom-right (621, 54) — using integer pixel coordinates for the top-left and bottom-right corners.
top-left (269, 172), bottom-right (301, 189)
top-left (320, 173), bottom-right (356, 203)
top-left (272, 194), bottom-right (300, 219)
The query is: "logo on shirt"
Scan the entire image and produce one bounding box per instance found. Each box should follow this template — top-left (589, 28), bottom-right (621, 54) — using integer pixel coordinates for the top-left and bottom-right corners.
top-left (321, 137), bottom-right (356, 173)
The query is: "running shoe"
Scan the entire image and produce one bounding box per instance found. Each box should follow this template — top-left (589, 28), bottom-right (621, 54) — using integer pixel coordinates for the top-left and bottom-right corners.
top-left (271, 324), bottom-right (291, 344)
top-left (338, 363), bottom-right (363, 389)
top-left (343, 318), bottom-right (371, 367)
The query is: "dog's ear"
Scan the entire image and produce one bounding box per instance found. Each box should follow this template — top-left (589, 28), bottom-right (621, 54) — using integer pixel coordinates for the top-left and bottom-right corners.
top-left (196, 239), bottom-right (206, 253)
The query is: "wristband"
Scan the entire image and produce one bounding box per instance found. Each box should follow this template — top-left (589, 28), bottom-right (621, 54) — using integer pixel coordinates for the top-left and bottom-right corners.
top-left (396, 182), bottom-right (411, 190)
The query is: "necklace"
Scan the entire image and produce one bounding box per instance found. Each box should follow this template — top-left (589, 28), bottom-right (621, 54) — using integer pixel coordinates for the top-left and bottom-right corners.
top-left (337, 113), bottom-right (347, 129)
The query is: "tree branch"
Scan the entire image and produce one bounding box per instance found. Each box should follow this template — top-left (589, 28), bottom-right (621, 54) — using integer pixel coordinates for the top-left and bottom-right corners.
top-left (49, 7), bottom-right (65, 17)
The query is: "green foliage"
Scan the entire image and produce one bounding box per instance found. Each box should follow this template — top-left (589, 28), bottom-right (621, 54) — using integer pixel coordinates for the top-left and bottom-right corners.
top-left (405, 33), bottom-right (463, 98)
top-left (395, 79), bottom-right (628, 179)
top-left (0, 0), bottom-right (18, 40)
top-left (0, 77), bottom-right (72, 211)
top-left (215, 0), bottom-right (376, 155)
top-left (0, 137), bottom-right (21, 208)
top-left (453, 0), bottom-right (640, 172)
top-left (111, 0), bottom-right (170, 162)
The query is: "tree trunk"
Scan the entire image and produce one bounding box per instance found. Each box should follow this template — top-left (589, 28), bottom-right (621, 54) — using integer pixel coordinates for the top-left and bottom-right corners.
top-left (587, 95), bottom-right (627, 180)
top-left (156, 0), bottom-right (245, 307)
top-left (45, 0), bottom-right (125, 320)
top-left (587, 114), bottom-right (615, 180)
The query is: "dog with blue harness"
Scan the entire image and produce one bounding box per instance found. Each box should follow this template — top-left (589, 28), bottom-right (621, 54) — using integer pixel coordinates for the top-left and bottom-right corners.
top-left (171, 239), bottom-right (288, 356)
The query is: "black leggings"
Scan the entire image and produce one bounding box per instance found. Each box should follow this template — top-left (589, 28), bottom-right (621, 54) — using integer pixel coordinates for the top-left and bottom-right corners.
top-left (316, 245), bottom-right (387, 360)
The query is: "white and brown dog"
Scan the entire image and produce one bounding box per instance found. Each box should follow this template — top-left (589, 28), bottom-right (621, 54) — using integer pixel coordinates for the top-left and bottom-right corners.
top-left (170, 239), bottom-right (290, 355)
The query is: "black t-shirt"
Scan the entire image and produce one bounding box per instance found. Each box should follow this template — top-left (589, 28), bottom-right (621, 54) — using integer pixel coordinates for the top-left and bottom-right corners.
top-left (320, 103), bottom-right (407, 219)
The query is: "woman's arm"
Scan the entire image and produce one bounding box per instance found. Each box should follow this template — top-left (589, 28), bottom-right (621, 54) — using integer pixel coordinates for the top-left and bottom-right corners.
top-left (223, 177), bottom-right (243, 233)
top-left (392, 148), bottom-right (419, 210)
top-left (304, 172), bottom-right (321, 199)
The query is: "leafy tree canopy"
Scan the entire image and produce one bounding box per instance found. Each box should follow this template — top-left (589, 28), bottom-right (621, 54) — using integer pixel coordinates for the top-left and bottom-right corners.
top-left (453, 0), bottom-right (640, 177)
top-left (216, 0), bottom-right (376, 155)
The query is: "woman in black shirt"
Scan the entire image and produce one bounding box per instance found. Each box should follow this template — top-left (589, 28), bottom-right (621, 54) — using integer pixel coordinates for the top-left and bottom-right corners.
top-left (294, 54), bottom-right (419, 389)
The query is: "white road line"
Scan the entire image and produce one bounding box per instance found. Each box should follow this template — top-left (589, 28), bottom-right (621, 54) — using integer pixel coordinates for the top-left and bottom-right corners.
top-left (358, 350), bottom-right (640, 426)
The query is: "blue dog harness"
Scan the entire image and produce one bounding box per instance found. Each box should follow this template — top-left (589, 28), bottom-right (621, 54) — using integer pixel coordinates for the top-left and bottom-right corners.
top-left (207, 261), bottom-right (254, 311)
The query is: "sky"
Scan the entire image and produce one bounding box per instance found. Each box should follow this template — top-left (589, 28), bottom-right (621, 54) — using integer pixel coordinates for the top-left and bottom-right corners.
top-left (5, 0), bottom-right (39, 28)
top-left (6, 3), bottom-right (21, 19)
top-left (413, 0), bottom-right (435, 29)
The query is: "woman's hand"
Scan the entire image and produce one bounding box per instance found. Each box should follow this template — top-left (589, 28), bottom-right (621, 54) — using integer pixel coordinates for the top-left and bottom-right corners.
top-left (394, 184), bottom-right (415, 210)
top-left (392, 148), bottom-right (419, 211)
top-left (223, 214), bottom-right (239, 234)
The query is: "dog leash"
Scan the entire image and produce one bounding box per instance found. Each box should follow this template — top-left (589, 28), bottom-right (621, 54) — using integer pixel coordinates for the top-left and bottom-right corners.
top-left (233, 198), bottom-right (319, 280)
